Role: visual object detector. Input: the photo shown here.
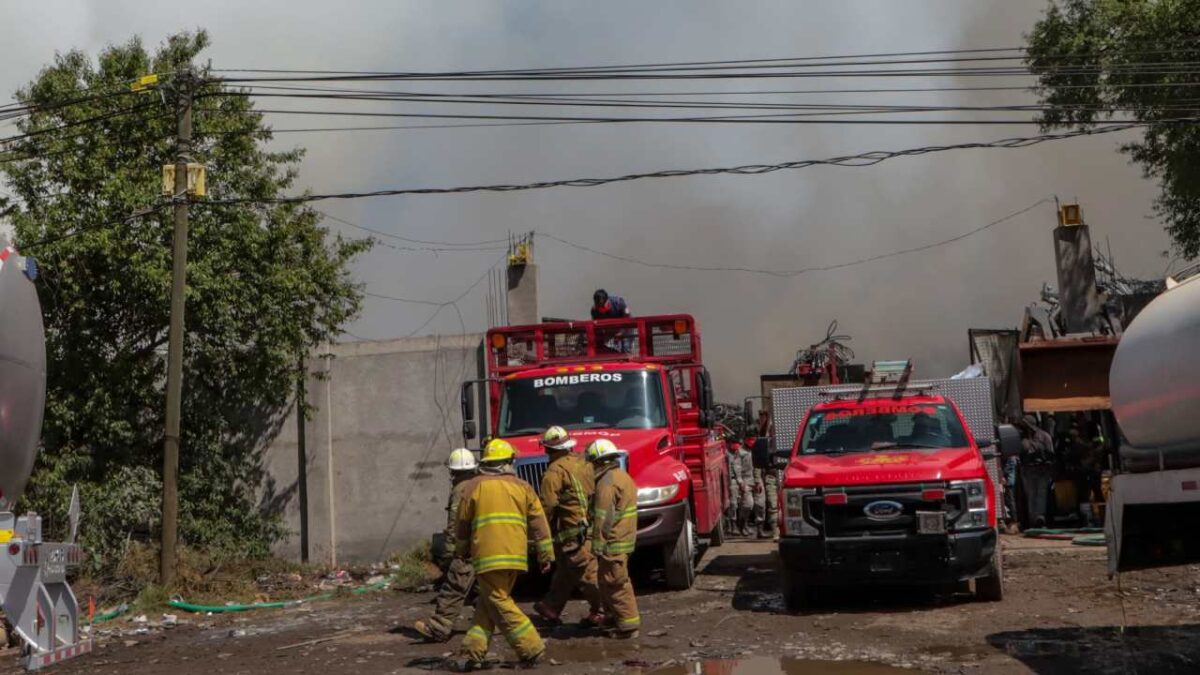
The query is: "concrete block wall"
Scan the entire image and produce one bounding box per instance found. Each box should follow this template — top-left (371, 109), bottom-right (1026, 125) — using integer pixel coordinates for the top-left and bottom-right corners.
top-left (263, 334), bottom-right (484, 565)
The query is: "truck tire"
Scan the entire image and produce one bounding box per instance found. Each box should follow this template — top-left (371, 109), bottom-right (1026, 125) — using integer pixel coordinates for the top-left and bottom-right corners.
top-left (975, 547), bottom-right (1004, 602)
top-left (781, 565), bottom-right (814, 611)
top-left (664, 505), bottom-right (697, 590)
top-left (708, 511), bottom-right (725, 548)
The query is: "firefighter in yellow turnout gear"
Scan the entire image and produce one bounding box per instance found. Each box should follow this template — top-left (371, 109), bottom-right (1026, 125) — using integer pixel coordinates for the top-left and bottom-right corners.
top-left (585, 439), bottom-right (641, 638)
top-left (455, 439), bottom-right (554, 668)
top-left (532, 427), bottom-right (604, 626)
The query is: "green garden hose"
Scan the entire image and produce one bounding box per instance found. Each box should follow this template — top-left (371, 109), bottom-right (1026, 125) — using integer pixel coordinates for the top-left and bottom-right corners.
top-left (167, 578), bottom-right (391, 614)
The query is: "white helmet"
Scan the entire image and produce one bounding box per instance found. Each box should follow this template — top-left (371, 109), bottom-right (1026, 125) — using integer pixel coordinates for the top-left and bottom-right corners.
top-left (447, 447), bottom-right (478, 472)
top-left (585, 438), bottom-right (624, 464)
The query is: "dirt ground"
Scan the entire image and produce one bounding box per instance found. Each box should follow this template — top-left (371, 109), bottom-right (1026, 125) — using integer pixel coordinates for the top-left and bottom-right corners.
top-left (6, 534), bottom-right (1199, 675)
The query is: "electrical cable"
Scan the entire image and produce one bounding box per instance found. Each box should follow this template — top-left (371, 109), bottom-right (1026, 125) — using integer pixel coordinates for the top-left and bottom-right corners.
top-left (538, 198), bottom-right (1053, 278)
top-left (314, 208), bottom-right (509, 247)
top-left (211, 42), bottom-right (1200, 77)
top-left (0, 102), bottom-right (160, 145)
top-left (202, 123), bottom-right (1172, 206)
top-left (18, 203), bottom-right (170, 249)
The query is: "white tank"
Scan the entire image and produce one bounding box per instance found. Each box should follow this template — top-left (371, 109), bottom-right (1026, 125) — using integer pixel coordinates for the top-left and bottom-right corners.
top-left (0, 241), bottom-right (46, 506)
top-left (1110, 267), bottom-right (1200, 472)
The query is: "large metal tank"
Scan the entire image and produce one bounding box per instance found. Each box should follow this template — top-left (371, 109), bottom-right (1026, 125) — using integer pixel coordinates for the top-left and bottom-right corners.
top-left (1110, 266), bottom-right (1200, 472)
top-left (0, 241), bottom-right (46, 506)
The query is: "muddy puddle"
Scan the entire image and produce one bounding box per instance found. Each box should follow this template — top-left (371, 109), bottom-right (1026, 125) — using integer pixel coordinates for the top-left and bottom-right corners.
top-left (650, 656), bottom-right (911, 674)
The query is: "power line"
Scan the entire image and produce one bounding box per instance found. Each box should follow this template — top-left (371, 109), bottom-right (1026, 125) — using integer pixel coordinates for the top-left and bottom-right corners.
top-left (230, 79), bottom-right (1200, 99)
top-left (230, 107), bottom-right (1090, 125)
top-left (313, 208), bottom-right (509, 247)
top-left (211, 43), bottom-right (1200, 81)
top-left (538, 198), bottom-right (1053, 278)
top-left (202, 122), bottom-right (1168, 206)
top-left (17, 203), bottom-right (169, 249)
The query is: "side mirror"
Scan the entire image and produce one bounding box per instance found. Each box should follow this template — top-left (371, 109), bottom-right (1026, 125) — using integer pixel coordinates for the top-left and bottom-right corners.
top-left (743, 399), bottom-right (753, 431)
top-left (461, 382), bottom-right (475, 423)
top-left (997, 423), bottom-right (1021, 460)
top-left (974, 435), bottom-right (995, 449)
top-left (772, 448), bottom-right (790, 469)
top-left (463, 420), bottom-right (477, 441)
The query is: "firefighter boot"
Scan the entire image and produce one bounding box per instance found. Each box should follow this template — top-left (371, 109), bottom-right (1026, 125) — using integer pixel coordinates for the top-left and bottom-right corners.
top-left (532, 601), bottom-right (561, 625)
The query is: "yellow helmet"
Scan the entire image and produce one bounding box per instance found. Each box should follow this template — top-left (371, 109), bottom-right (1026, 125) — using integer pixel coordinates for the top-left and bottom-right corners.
top-left (585, 438), bottom-right (623, 464)
top-left (481, 438), bottom-right (516, 463)
top-left (540, 426), bottom-right (577, 451)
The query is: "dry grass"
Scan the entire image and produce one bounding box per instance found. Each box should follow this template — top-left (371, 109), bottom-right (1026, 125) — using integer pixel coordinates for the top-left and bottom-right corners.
top-left (390, 541), bottom-right (438, 591)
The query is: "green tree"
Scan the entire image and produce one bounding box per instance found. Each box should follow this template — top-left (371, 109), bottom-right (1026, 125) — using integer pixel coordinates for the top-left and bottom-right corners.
top-left (0, 31), bottom-right (370, 574)
top-left (1027, 0), bottom-right (1200, 256)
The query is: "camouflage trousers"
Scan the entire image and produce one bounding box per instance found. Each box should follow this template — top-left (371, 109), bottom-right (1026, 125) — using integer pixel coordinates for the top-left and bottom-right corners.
top-left (752, 468), bottom-right (779, 528)
top-left (422, 557), bottom-right (475, 640)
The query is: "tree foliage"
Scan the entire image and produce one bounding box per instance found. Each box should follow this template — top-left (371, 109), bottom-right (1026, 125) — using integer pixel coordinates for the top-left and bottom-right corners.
top-left (0, 31), bottom-right (371, 573)
top-left (1027, 0), bottom-right (1200, 257)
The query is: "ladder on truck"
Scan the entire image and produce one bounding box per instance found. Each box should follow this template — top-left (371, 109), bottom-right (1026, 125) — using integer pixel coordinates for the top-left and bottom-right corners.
top-left (0, 487), bottom-right (91, 670)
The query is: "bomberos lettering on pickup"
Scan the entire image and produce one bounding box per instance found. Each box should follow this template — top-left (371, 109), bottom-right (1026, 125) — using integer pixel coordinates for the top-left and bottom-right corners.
top-left (532, 372), bottom-right (624, 388)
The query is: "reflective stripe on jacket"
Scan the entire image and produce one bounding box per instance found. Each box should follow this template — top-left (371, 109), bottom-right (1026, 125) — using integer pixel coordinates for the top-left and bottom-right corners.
top-left (592, 465), bottom-right (637, 555)
top-left (456, 471), bottom-right (554, 573)
top-left (540, 452), bottom-right (595, 544)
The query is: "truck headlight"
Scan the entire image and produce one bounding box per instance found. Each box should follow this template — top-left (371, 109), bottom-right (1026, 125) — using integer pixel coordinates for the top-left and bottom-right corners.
top-left (637, 484), bottom-right (680, 506)
top-left (950, 479), bottom-right (989, 529)
top-left (783, 488), bottom-right (818, 536)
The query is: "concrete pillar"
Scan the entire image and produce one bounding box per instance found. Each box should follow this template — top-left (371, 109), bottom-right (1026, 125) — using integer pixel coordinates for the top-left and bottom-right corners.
top-left (304, 348), bottom-right (337, 567)
top-left (506, 263), bottom-right (539, 326)
top-left (1053, 224), bottom-right (1100, 334)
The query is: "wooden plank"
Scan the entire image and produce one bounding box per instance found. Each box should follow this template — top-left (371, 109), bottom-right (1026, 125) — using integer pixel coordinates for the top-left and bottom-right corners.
top-left (1023, 396), bottom-right (1111, 413)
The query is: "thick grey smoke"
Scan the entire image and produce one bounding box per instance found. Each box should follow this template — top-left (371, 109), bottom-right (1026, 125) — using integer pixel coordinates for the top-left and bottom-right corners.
top-left (1, 1), bottom-right (1169, 400)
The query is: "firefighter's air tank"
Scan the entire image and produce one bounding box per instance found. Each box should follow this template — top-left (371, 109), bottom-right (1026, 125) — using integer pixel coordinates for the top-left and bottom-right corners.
top-left (1110, 266), bottom-right (1200, 472)
top-left (0, 240), bottom-right (46, 506)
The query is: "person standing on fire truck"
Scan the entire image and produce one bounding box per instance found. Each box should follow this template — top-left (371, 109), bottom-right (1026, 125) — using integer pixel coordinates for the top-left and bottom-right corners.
top-left (455, 439), bottom-right (555, 668)
top-left (586, 439), bottom-right (641, 638)
top-left (412, 448), bottom-right (478, 642)
top-left (591, 289), bottom-right (631, 320)
top-left (533, 427), bottom-right (604, 626)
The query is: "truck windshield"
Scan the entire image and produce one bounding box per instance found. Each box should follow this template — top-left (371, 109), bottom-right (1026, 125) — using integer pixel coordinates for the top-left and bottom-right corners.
top-left (799, 403), bottom-right (970, 455)
top-left (498, 370), bottom-right (668, 436)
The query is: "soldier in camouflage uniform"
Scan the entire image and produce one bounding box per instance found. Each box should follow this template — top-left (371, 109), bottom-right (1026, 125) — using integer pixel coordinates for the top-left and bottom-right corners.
top-left (413, 448), bottom-right (478, 642)
top-left (751, 413), bottom-right (778, 539)
top-left (727, 440), bottom-right (754, 536)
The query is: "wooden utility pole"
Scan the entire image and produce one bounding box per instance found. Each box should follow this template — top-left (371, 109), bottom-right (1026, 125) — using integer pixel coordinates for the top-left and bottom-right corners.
top-left (161, 70), bottom-right (193, 586)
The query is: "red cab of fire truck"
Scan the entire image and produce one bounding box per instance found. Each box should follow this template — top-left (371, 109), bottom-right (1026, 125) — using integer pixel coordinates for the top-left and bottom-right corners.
top-left (460, 314), bottom-right (728, 589)
top-left (775, 361), bottom-right (1004, 608)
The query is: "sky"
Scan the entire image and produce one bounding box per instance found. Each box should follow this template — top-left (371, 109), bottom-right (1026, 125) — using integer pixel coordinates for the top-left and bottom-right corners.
top-left (0, 1), bottom-right (1175, 401)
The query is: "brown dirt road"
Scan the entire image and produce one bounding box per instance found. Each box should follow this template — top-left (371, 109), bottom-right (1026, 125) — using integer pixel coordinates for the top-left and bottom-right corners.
top-left (6, 534), bottom-right (1199, 675)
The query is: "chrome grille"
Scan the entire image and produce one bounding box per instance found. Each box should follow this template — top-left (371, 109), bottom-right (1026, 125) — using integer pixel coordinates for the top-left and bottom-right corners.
top-left (514, 456), bottom-right (549, 494)
top-left (807, 483), bottom-right (961, 537)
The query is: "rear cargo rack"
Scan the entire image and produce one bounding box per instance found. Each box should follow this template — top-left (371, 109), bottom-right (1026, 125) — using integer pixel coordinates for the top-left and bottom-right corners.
top-left (486, 314), bottom-right (701, 375)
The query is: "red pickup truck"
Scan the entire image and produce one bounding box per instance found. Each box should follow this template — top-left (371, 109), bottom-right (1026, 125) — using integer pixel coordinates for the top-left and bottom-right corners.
top-left (775, 367), bottom-right (1003, 608)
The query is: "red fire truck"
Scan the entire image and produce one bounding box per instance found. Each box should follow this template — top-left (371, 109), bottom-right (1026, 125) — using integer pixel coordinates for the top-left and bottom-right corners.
top-left (773, 361), bottom-right (1006, 608)
top-left (461, 314), bottom-right (729, 589)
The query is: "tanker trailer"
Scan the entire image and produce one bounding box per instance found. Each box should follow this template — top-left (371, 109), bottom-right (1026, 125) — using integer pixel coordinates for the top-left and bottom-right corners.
top-left (1106, 262), bottom-right (1200, 574)
top-left (0, 240), bottom-right (91, 670)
